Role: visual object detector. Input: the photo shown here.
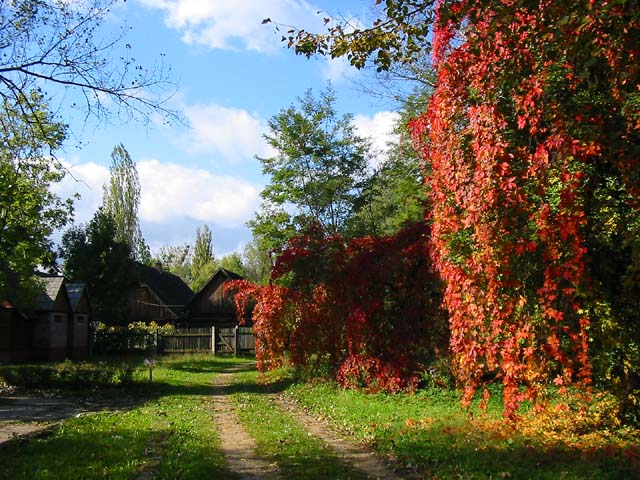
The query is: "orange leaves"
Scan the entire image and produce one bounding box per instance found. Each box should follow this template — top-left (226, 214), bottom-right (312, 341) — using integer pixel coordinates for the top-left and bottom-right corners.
top-left (407, 0), bottom-right (603, 419)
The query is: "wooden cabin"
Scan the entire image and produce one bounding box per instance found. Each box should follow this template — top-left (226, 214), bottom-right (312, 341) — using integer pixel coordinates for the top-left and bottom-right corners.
top-left (32, 275), bottom-right (72, 361)
top-left (0, 300), bottom-right (34, 364)
top-left (65, 283), bottom-right (91, 359)
top-left (184, 268), bottom-right (251, 328)
top-left (127, 262), bottom-right (194, 325)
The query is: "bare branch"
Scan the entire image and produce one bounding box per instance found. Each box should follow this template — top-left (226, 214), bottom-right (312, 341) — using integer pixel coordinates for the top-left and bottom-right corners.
top-left (0, 0), bottom-right (181, 129)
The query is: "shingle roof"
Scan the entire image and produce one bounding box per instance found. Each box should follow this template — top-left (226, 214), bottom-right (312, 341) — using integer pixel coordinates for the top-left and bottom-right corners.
top-left (35, 276), bottom-right (65, 311)
top-left (136, 263), bottom-right (194, 313)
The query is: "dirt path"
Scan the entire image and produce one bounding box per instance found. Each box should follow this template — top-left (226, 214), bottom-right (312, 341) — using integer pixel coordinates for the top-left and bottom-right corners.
top-left (0, 387), bottom-right (138, 446)
top-left (212, 365), bottom-right (411, 480)
top-left (272, 393), bottom-right (410, 480)
top-left (211, 367), bottom-right (281, 480)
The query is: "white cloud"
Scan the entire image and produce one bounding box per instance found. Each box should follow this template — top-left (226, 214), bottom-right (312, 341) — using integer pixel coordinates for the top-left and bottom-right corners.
top-left (322, 56), bottom-right (358, 83)
top-left (353, 111), bottom-right (400, 169)
top-left (137, 159), bottom-right (260, 226)
top-left (55, 158), bottom-right (261, 231)
top-left (55, 159), bottom-right (110, 225)
top-left (179, 103), bottom-right (272, 161)
top-left (136, 0), bottom-right (321, 53)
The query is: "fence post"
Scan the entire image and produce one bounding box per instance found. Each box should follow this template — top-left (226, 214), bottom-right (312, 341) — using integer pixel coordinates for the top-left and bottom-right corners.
top-left (211, 326), bottom-right (216, 355)
top-left (234, 325), bottom-right (239, 356)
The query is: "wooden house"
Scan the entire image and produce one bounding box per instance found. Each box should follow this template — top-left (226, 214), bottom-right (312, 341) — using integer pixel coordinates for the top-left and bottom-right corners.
top-left (65, 283), bottom-right (91, 359)
top-left (0, 300), bottom-right (34, 363)
top-left (184, 268), bottom-right (251, 328)
top-left (127, 262), bottom-right (194, 325)
top-left (32, 275), bottom-right (72, 361)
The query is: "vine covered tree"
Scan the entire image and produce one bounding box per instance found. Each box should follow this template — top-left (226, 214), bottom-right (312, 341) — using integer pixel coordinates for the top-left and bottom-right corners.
top-left (102, 143), bottom-right (150, 262)
top-left (273, 0), bottom-right (640, 418)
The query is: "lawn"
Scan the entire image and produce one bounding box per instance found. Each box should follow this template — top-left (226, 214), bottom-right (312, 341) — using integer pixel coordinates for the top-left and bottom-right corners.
top-left (0, 354), bottom-right (251, 480)
top-left (2, 356), bottom-right (639, 480)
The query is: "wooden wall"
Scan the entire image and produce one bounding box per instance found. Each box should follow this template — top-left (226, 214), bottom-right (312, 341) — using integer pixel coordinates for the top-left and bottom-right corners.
top-left (127, 285), bottom-right (177, 324)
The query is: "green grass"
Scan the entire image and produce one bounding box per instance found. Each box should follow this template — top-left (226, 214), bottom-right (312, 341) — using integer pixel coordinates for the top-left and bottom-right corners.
top-left (229, 369), bottom-right (367, 480)
top-left (281, 377), bottom-right (640, 479)
top-left (0, 354), bottom-right (253, 480)
top-left (3, 356), bottom-right (638, 479)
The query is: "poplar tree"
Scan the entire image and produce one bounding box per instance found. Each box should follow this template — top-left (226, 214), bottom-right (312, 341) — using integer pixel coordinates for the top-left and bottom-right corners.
top-left (102, 143), bottom-right (150, 262)
top-left (190, 225), bottom-right (216, 291)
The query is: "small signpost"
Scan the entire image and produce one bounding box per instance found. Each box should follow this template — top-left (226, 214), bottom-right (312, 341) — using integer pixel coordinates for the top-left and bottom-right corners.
top-left (144, 358), bottom-right (155, 382)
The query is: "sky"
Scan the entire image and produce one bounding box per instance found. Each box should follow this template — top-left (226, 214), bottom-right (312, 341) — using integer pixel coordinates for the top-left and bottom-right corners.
top-left (53, 0), bottom-right (401, 258)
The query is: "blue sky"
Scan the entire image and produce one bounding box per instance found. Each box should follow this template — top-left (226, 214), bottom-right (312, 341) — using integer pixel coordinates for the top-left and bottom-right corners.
top-left (53, 0), bottom-right (400, 258)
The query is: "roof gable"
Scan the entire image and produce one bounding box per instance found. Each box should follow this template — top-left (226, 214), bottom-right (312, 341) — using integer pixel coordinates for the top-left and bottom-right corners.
top-left (187, 268), bottom-right (244, 308)
top-left (35, 275), bottom-right (69, 312)
top-left (65, 283), bottom-right (91, 313)
top-left (135, 263), bottom-right (194, 312)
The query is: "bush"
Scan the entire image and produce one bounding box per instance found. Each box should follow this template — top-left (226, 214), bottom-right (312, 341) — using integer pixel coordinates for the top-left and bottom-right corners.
top-left (93, 321), bottom-right (175, 354)
top-left (0, 360), bottom-right (136, 389)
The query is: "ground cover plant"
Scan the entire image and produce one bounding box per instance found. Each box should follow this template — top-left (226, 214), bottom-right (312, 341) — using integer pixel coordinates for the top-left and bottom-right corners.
top-left (0, 355), bottom-right (250, 480)
top-left (254, 367), bottom-right (640, 479)
top-left (0, 359), bottom-right (135, 389)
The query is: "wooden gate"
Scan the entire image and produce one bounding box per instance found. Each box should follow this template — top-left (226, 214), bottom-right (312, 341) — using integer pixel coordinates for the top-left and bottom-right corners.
top-left (213, 326), bottom-right (255, 355)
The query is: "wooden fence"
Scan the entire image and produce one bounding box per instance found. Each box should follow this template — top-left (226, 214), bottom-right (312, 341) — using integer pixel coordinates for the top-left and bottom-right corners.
top-left (92, 326), bottom-right (255, 356)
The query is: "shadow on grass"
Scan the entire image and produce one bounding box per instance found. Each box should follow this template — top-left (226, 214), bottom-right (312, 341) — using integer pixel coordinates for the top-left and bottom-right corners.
top-left (368, 420), bottom-right (640, 479)
top-left (0, 356), bottom-right (262, 421)
top-left (0, 422), bottom-right (239, 480)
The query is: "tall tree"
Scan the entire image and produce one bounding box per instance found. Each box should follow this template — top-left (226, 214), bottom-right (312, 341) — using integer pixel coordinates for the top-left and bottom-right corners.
top-left (190, 225), bottom-right (216, 291)
top-left (60, 208), bottom-right (134, 324)
top-left (241, 237), bottom-right (272, 285)
top-left (0, 0), bottom-right (177, 130)
top-left (0, 91), bottom-right (73, 306)
top-left (102, 143), bottom-right (150, 262)
top-left (250, 85), bottom-right (371, 251)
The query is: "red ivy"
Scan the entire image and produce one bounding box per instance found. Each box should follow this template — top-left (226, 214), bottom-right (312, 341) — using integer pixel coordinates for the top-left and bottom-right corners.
top-left (410, 0), bottom-right (639, 419)
top-left (227, 222), bottom-right (447, 393)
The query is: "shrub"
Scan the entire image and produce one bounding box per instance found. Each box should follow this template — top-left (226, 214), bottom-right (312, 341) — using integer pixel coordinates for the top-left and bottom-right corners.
top-left (0, 360), bottom-right (137, 389)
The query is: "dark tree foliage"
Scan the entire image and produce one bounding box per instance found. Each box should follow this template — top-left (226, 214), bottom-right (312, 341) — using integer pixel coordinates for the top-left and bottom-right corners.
top-left (61, 209), bottom-right (135, 324)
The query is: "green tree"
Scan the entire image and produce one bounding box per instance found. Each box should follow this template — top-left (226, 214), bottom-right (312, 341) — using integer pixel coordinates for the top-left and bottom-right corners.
top-left (347, 87), bottom-right (430, 237)
top-left (154, 243), bottom-right (192, 285)
top-left (219, 252), bottom-right (245, 276)
top-left (60, 208), bottom-right (134, 324)
top-left (241, 237), bottom-right (272, 285)
top-left (102, 143), bottom-right (150, 262)
top-left (190, 225), bottom-right (216, 291)
top-left (250, 86), bottom-right (371, 250)
top-left (0, 91), bottom-right (73, 307)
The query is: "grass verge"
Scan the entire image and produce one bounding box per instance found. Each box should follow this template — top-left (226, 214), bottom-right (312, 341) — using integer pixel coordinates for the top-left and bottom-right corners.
top-left (0, 354), bottom-right (253, 480)
top-left (266, 369), bottom-right (639, 480)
